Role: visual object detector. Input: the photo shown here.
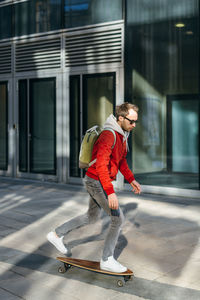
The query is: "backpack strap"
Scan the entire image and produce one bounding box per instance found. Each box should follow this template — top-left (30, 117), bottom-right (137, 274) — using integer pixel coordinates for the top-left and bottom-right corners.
top-left (88, 128), bottom-right (116, 167)
top-left (103, 128), bottom-right (116, 149)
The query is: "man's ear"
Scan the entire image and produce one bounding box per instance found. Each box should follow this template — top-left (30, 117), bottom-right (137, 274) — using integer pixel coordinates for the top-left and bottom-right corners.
top-left (118, 116), bottom-right (124, 122)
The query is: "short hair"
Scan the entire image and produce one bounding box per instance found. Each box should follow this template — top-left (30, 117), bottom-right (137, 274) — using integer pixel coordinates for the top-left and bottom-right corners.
top-left (115, 102), bottom-right (139, 120)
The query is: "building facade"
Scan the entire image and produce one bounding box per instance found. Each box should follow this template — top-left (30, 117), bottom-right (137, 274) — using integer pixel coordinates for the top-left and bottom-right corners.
top-left (0, 0), bottom-right (199, 197)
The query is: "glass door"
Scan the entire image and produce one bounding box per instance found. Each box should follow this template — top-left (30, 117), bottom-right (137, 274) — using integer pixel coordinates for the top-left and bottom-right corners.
top-left (18, 78), bottom-right (56, 175)
top-left (0, 82), bottom-right (8, 171)
top-left (82, 73), bottom-right (116, 132)
top-left (167, 95), bottom-right (199, 189)
top-left (69, 72), bottom-right (116, 178)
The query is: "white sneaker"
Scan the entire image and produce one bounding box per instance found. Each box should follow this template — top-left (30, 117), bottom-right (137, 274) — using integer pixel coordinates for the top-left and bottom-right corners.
top-left (47, 231), bottom-right (67, 254)
top-left (100, 256), bottom-right (127, 273)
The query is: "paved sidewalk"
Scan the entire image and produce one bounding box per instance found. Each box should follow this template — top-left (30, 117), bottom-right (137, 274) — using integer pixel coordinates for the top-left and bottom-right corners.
top-left (0, 177), bottom-right (200, 300)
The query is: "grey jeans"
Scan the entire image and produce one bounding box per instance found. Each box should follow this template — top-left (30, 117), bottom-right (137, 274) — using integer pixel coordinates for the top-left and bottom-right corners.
top-left (55, 175), bottom-right (125, 260)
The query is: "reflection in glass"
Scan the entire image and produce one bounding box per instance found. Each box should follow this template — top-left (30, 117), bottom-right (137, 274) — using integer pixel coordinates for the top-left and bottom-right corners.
top-left (64, 0), bottom-right (122, 28)
top-left (0, 5), bottom-right (12, 39)
top-left (172, 99), bottom-right (199, 173)
top-left (83, 74), bottom-right (115, 132)
top-left (0, 83), bottom-right (7, 170)
top-left (126, 0), bottom-right (199, 189)
top-left (14, 0), bottom-right (61, 36)
top-left (1, 0), bottom-right (122, 39)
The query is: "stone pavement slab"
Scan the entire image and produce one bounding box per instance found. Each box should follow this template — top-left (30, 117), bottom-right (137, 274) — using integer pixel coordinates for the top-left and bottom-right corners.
top-left (0, 287), bottom-right (21, 300)
top-left (0, 177), bottom-right (200, 299)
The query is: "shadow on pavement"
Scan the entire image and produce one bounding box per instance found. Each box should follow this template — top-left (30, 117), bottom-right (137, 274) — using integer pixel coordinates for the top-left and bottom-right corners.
top-left (0, 246), bottom-right (200, 300)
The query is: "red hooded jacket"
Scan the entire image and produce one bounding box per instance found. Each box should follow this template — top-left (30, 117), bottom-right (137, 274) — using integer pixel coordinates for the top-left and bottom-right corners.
top-left (86, 119), bottom-right (135, 195)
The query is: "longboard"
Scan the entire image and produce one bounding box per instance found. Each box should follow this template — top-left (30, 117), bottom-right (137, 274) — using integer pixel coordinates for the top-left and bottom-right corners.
top-left (57, 257), bottom-right (133, 287)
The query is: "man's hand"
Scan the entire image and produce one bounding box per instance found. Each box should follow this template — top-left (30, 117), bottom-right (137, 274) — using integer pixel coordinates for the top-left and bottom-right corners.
top-left (108, 193), bottom-right (119, 210)
top-left (130, 180), bottom-right (141, 194)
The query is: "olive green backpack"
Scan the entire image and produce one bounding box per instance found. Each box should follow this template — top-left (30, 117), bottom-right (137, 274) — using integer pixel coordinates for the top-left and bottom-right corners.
top-left (79, 125), bottom-right (116, 169)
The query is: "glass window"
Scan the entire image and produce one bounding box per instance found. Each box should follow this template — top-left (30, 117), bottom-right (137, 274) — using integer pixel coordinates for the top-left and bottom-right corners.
top-left (14, 0), bottom-right (61, 36)
top-left (125, 0), bottom-right (199, 189)
top-left (83, 73), bottom-right (115, 131)
top-left (171, 99), bottom-right (199, 174)
top-left (0, 4), bottom-right (12, 39)
top-left (0, 82), bottom-right (8, 170)
top-left (1, 0), bottom-right (123, 39)
top-left (30, 78), bottom-right (56, 174)
top-left (166, 96), bottom-right (199, 189)
top-left (64, 0), bottom-right (122, 28)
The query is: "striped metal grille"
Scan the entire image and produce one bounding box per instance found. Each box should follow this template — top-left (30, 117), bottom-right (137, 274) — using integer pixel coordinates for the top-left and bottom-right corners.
top-left (0, 44), bottom-right (11, 74)
top-left (15, 38), bottom-right (61, 72)
top-left (0, 22), bottom-right (124, 74)
top-left (65, 25), bottom-right (123, 67)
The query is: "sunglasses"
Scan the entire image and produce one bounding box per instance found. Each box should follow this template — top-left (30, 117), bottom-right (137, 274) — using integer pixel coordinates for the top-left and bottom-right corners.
top-left (124, 116), bottom-right (138, 125)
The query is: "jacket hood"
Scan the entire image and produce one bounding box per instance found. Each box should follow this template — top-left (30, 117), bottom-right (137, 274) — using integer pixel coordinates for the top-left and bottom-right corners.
top-left (103, 114), bottom-right (129, 150)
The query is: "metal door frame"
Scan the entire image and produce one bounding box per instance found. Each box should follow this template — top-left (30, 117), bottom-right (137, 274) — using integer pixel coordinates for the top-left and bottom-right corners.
top-left (64, 65), bottom-right (124, 190)
top-left (15, 72), bottom-right (63, 182)
top-left (0, 78), bottom-right (13, 177)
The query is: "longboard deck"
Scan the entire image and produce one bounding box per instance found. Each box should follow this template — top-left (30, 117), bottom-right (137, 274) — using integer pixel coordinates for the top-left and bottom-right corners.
top-left (57, 257), bottom-right (133, 276)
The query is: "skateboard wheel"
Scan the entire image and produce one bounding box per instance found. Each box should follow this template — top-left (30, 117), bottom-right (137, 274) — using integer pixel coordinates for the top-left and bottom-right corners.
top-left (117, 280), bottom-right (124, 287)
top-left (58, 266), bottom-right (66, 274)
